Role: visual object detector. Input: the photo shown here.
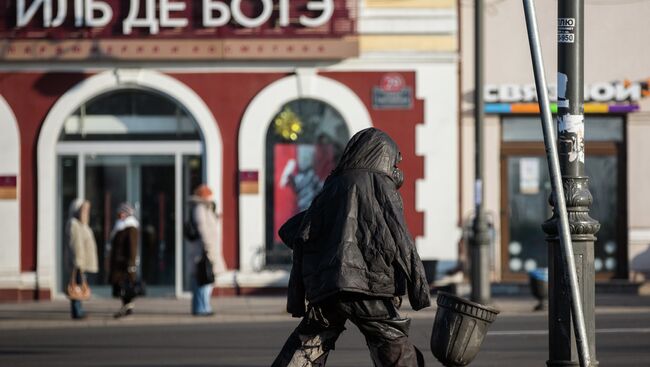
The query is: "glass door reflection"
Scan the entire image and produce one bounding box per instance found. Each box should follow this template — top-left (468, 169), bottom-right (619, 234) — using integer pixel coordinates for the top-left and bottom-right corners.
top-left (84, 155), bottom-right (176, 295)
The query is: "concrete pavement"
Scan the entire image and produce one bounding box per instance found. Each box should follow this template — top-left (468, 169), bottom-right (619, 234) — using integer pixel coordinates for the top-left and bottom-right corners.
top-left (1, 292), bottom-right (649, 331)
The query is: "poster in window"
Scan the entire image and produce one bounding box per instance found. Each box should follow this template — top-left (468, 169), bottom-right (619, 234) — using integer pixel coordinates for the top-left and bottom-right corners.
top-left (273, 143), bottom-right (335, 243)
top-left (519, 158), bottom-right (540, 195)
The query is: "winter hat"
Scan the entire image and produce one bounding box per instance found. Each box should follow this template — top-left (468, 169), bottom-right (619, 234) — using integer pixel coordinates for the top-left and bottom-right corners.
top-left (194, 184), bottom-right (213, 199)
top-left (117, 202), bottom-right (135, 217)
top-left (68, 198), bottom-right (84, 219)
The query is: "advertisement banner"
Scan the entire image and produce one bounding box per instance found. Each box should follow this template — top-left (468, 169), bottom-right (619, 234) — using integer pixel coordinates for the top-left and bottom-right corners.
top-left (273, 143), bottom-right (335, 243)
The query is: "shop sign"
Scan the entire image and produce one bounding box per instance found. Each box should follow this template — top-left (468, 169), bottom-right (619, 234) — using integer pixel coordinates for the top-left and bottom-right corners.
top-left (0, 176), bottom-right (17, 200)
top-left (484, 80), bottom-right (647, 103)
top-left (372, 74), bottom-right (413, 110)
top-left (239, 170), bottom-right (259, 195)
top-left (484, 79), bottom-right (650, 114)
top-left (7, 0), bottom-right (351, 36)
top-left (1, 0), bottom-right (358, 60)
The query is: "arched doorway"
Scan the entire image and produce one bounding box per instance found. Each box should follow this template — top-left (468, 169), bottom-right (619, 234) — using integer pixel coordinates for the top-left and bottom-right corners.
top-left (238, 72), bottom-right (372, 275)
top-left (265, 98), bottom-right (350, 265)
top-left (38, 70), bottom-right (223, 298)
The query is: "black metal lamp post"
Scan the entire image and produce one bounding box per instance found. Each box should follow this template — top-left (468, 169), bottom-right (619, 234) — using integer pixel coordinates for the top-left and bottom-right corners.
top-left (470, 0), bottom-right (491, 306)
top-left (541, 0), bottom-right (599, 365)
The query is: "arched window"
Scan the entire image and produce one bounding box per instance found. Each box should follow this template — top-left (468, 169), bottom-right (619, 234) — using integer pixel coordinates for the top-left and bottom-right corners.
top-left (60, 89), bottom-right (200, 141)
top-left (265, 99), bottom-right (350, 266)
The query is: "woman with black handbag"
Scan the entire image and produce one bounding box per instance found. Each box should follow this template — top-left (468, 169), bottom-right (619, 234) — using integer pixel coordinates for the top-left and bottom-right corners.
top-left (66, 199), bottom-right (98, 320)
top-left (108, 203), bottom-right (141, 318)
top-left (188, 184), bottom-right (227, 316)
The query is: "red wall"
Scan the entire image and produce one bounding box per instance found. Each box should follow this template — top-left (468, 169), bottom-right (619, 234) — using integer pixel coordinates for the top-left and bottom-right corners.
top-left (0, 70), bottom-right (423, 274)
top-left (0, 72), bottom-right (89, 271)
top-left (322, 71), bottom-right (425, 239)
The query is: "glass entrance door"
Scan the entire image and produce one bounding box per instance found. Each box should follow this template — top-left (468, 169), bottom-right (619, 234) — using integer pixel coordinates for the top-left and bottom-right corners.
top-left (501, 144), bottom-right (625, 280)
top-left (58, 149), bottom-right (203, 297)
top-left (500, 116), bottom-right (626, 280)
top-left (85, 155), bottom-right (176, 295)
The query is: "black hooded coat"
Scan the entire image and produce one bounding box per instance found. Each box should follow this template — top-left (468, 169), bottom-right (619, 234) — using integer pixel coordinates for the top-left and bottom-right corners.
top-left (279, 128), bottom-right (431, 317)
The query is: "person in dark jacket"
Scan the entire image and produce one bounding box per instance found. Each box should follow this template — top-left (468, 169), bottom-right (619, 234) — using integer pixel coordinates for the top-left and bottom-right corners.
top-left (109, 203), bottom-right (140, 318)
top-left (272, 128), bottom-right (431, 367)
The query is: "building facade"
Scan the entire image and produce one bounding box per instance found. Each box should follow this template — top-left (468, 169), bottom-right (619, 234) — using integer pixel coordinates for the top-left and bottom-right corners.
top-left (460, 0), bottom-right (650, 282)
top-left (0, 0), bottom-right (460, 301)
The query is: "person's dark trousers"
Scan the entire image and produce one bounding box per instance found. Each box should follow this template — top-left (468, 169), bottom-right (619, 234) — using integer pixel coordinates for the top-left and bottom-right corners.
top-left (112, 282), bottom-right (136, 305)
top-left (272, 295), bottom-right (424, 367)
top-left (70, 270), bottom-right (85, 319)
top-left (111, 280), bottom-right (137, 318)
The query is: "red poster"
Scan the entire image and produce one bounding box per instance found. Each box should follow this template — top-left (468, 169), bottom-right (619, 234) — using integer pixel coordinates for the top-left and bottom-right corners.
top-left (273, 143), bottom-right (337, 243)
top-left (274, 144), bottom-right (298, 242)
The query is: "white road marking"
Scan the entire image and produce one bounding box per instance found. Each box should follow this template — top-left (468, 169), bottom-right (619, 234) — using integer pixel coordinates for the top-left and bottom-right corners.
top-left (489, 328), bottom-right (650, 336)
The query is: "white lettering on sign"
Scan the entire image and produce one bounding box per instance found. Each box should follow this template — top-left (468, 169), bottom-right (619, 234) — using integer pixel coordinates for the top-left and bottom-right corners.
top-left (85, 0), bottom-right (113, 27)
top-left (123, 0), bottom-right (159, 34)
top-left (498, 84), bottom-right (523, 103)
top-left (484, 85), bottom-right (499, 103)
top-left (203, 0), bottom-right (231, 27)
top-left (522, 84), bottom-right (537, 102)
top-left (74, 0), bottom-right (83, 26)
top-left (231, 0), bottom-right (273, 28)
top-left (485, 82), bottom-right (643, 103)
top-left (558, 17), bottom-right (575, 44)
top-left (590, 82), bottom-right (615, 102)
top-left (17, 0), bottom-right (50, 27)
top-left (16, 0), bottom-right (338, 33)
top-left (17, 0), bottom-right (110, 28)
top-left (51, 0), bottom-right (67, 27)
top-left (160, 0), bottom-right (188, 28)
top-left (279, 0), bottom-right (290, 27)
top-left (301, 0), bottom-right (334, 27)
top-left (616, 83), bottom-right (641, 101)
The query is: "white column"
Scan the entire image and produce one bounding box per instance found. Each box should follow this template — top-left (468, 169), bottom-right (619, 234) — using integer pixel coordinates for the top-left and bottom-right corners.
top-left (0, 96), bottom-right (22, 290)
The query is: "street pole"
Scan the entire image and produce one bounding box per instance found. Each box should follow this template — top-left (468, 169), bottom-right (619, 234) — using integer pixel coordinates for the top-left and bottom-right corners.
top-left (542, 0), bottom-right (599, 365)
top-left (470, 0), bottom-right (491, 305)
top-left (522, 0), bottom-right (592, 365)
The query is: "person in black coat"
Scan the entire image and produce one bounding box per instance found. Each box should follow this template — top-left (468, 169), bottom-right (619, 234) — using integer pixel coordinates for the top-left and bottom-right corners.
top-left (272, 128), bottom-right (430, 367)
top-left (109, 203), bottom-right (140, 318)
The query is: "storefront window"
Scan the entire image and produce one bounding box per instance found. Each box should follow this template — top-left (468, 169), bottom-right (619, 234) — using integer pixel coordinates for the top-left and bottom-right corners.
top-left (57, 89), bottom-right (204, 296)
top-left (59, 89), bottom-right (200, 141)
top-left (265, 99), bottom-right (350, 267)
top-left (501, 115), bottom-right (625, 278)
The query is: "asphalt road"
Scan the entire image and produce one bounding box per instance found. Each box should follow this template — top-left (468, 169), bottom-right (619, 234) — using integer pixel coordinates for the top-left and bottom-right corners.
top-left (1, 311), bottom-right (649, 366)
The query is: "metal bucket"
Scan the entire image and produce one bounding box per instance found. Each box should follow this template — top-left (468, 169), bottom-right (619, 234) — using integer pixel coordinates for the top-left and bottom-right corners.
top-left (430, 292), bottom-right (499, 366)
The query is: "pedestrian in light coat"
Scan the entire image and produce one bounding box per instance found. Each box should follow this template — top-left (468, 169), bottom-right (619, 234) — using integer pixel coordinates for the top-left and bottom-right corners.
top-left (189, 184), bottom-right (227, 316)
top-left (67, 199), bottom-right (99, 320)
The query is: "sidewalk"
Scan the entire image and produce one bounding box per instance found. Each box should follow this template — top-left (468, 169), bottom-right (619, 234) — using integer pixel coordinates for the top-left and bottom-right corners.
top-left (1, 293), bottom-right (648, 330)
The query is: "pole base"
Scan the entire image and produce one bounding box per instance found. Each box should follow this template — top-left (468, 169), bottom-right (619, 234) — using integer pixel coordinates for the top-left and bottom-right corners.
top-left (547, 360), bottom-right (599, 367)
top-left (546, 360), bottom-right (579, 366)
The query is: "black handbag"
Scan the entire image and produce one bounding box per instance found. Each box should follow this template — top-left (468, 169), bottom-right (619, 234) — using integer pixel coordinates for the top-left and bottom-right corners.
top-left (196, 251), bottom-right (215, 286)
top-left (184, 219), bottom-right (200, 241)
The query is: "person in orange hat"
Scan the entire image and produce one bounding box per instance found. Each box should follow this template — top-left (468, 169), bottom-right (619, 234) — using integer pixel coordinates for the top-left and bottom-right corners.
top-left (187, 184), bottom-right (227, 315)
